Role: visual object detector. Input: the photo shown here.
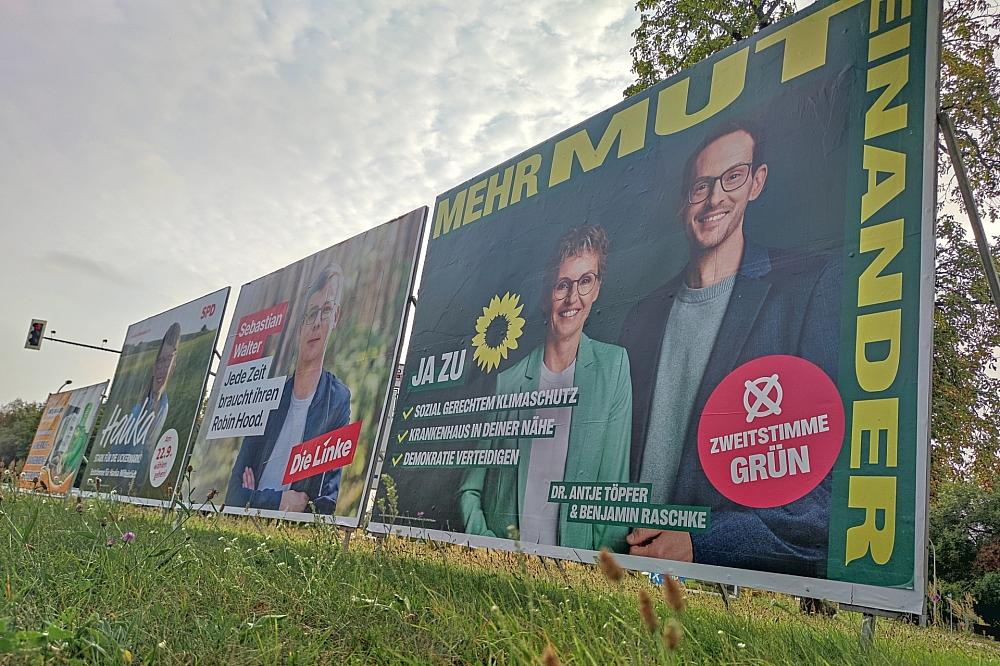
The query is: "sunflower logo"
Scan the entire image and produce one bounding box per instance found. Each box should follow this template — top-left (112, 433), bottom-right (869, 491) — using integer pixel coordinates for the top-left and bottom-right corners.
top-left (471, 292), bottom-right (526, 373)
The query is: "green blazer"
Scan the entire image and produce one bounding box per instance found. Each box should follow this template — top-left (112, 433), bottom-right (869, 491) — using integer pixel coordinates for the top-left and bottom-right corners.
top-left (458, 333), bottom-right (632, 552)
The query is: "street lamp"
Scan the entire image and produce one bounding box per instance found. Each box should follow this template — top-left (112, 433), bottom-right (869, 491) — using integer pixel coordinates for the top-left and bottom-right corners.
top-left (56, 379), bottom-right (72, 393)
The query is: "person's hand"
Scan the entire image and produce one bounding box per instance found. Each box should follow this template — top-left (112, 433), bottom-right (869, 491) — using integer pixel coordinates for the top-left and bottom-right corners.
top-left (627, 529), bottom-right (693, 561)
top-left (242, 466), bottom-right (256, 490)
top-left (279, 490), bottom-right (309, 512)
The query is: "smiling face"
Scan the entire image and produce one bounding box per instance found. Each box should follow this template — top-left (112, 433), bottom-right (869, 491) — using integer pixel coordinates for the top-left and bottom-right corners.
top-left (683, 130), bottom-right (767, 252)
top-left (547, 250), bottom-right (602, 343)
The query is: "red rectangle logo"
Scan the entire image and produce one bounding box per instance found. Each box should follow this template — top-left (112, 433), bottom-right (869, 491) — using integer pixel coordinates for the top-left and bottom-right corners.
top-left (282, 420), bottom-right (362, 485)
top-left (230, 302), bottom-right (288, 364)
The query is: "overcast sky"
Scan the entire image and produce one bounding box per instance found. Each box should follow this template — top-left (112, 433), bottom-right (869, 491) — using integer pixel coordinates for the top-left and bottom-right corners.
top-left (0, 0), bottom-right (665, 404)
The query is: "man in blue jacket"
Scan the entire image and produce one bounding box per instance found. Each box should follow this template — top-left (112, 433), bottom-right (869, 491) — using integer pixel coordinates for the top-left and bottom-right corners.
top-left (619, 123), bottom-right (840, 577)
top-left (226, 265), bottom-right (352, 515)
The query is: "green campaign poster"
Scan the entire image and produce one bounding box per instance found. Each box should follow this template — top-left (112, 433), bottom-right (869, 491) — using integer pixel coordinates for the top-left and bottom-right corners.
top-left (370, 0), bottom-right (937, 615)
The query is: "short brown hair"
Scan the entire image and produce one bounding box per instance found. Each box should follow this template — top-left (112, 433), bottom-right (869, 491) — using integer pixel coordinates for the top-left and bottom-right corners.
top-left (545, 225), bottom-right (610, 288)
top-left (681, 120), bottom-right (763, 207)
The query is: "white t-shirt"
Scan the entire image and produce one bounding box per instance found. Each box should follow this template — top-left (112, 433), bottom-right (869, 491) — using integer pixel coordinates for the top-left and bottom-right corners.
top-left (519, 359), bottom-right (575, 545)
top-left (258, 391), bottom-right (313, 492)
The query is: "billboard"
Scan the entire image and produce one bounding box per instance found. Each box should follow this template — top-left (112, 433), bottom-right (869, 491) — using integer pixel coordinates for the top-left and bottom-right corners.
top-left (188, 209), bottom-right (425, 527)
top-left (80, 288), bottom-right (230, 504)
top-left (370, 0), bottom-right (938, 615)
top-left (17, 381), bottom-right (108, 494)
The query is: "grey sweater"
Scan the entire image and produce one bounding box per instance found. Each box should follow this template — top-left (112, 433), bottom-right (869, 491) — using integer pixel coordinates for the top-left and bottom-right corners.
top-left (639, 275), bottom-right (735, 503)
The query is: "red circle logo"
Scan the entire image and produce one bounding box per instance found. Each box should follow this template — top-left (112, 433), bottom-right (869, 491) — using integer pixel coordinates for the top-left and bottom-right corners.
top-left (697, 355), bottom-right (845, 508)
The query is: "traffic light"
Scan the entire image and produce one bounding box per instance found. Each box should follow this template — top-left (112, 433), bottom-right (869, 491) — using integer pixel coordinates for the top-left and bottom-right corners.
top-left (25, 319), bottom-right (46, 350)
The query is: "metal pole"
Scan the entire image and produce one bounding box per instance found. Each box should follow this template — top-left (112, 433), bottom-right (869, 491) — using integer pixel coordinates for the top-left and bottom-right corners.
top-left (861, 613), bottom-right (876, 647)
top-left (718, 583), bottom-right (731, 611)
top-left (43, 335), bottom-right (122, 354)
top-left (930, 538), bottom-right (938, 625)
top-left (938, 111), bottom-right (1000, 319)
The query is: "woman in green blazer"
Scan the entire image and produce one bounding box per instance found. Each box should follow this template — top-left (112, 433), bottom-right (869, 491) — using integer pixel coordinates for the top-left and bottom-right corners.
top-left (458, 225), bottom-right (632, 553)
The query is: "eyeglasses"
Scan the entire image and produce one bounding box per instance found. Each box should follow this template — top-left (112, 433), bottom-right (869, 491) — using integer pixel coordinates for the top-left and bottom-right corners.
top-left (303, 303), bottom-right (335, 326)
top-left (552, 272), bottom-right (600, 300)
top-left (687, 162), bottom-right (753, 204)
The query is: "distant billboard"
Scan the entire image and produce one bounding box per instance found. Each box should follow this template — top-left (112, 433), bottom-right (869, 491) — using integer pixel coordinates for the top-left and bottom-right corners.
top-left (18, 381), bottom-right (108, 494)
top-left (369, 0), bottom-right (938, 615)
top-left (80, 288), bottom-right (230, 504)
top-left (188, 209), bottom-right (425, 527)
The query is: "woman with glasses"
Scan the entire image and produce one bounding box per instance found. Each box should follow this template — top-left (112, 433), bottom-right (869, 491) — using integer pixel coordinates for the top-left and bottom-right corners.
top-left (459, 225), bottom-right (633, 553)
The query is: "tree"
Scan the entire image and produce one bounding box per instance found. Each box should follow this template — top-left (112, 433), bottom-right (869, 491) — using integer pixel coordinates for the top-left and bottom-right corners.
top-left (0, 399), bottom-right (43, 467)
top-left (626, 0), bottom-right (1000, 491)
top-left (929, 482), bottom-right (1000, 622)
top-left (625, 0), bottom-right (794, 98)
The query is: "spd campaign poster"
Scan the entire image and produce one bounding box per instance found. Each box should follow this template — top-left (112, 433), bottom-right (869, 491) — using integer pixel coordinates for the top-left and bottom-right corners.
top-left (369, 0), bottom-right (938, 615)
top-left (17, 381), bottom-right (108, 494)
top-left (188, 208), bottom-right (425, 528)
top-left (80, 288), bottom-right (230, 505)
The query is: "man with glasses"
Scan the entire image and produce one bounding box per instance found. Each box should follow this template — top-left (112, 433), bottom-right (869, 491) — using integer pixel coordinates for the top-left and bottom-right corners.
top-left (226, 264), bottom-right (352, 515)
top-left (459, 225), bottom-right (632, 552)
top-left (620, 122), bottom-right (839, 577)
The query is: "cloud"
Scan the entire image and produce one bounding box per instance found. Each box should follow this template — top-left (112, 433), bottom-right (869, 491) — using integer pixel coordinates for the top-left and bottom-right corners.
top-left (0, 0), bottom-right (638, 403)
top-left (39, 250), bottom-right (132, 286)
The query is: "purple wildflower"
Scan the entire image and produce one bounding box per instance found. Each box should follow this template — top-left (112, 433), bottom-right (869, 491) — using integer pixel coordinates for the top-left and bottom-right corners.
top-left (121, 531), bottom-right (136, 544)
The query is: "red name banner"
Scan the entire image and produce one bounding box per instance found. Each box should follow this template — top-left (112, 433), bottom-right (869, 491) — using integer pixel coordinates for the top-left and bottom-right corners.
top-left (230, 302), bottom-right (288, 364)
top-left (282, 420), bottom-right (362, 485)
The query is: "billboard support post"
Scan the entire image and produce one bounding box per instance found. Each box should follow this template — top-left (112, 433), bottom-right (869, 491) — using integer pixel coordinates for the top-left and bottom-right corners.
top-left (861, 613), bottom-right (876, 647)
top-left (938, 110), bottom-right (1000, 320)
top-left (718, 584), bottom-right (731, 612)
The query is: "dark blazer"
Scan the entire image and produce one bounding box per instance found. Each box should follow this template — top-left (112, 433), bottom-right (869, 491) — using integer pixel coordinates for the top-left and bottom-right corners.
top-left (225, 371), bottom-right (351, 514)
top-left (619, 241), bottom-right (841, 577)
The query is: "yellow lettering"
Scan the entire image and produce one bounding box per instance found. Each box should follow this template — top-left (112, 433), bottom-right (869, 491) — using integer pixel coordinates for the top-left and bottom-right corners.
top-left (870, 0), bottom-right (912, 33)
top-left (850, 398), bottom-right (899, 468)
top-left (868, 23), bottom-right (910, 61)
top-left (861, 145), bottom-right (905, 223)
top-left (483, 165), bottom-right (515, 217)
top-left (462, 178), bottom-right (488, 226)
top-left (432, 189), bottom-right (467, 239)
top-left (845, 476), bottom-right (897, 565)
top-left (654, 49), bottom-right (748, 136)
top-left (755, 0), bottom-right (865, 82)
top-left (865, 55), bottom-right (909, 140)
top-left (549, 99), bottom-right (648, 187)
top-left (855, 310), bottom-right (902, 392)
top-left (858, 218), bottom-right (903, 307)
top-left (510, 154), bottom-right (542, 205)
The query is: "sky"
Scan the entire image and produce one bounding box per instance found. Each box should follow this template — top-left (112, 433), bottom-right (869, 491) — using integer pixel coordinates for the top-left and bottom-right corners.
top-left (11, 0), bottom-right (975, 407)
top-left (0, 0), bottom-right (652, 404)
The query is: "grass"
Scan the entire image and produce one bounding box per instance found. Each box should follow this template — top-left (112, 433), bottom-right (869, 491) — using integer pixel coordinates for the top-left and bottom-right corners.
top-left (1, 484), bottom-right (998, 664)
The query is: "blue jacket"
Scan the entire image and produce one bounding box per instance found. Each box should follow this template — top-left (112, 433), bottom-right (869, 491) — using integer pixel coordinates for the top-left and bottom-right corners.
top-left (619, 241), bottom-right (841, 578)
top-left (225, 371), bottom-right (351, 514)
